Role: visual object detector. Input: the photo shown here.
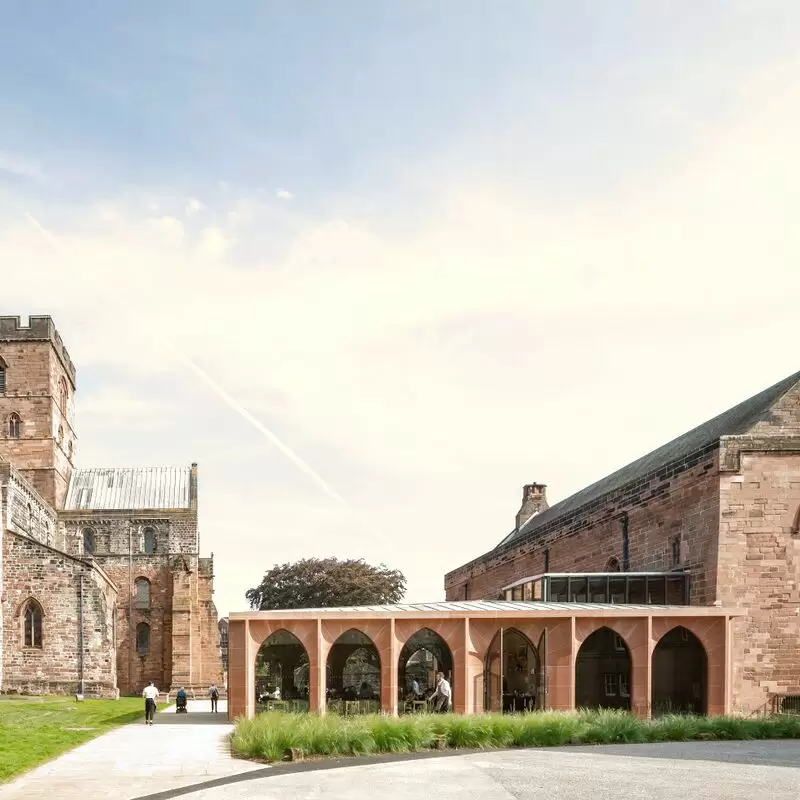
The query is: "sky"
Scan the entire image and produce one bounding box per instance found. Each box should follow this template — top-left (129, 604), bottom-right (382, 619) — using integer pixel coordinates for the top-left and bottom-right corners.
top-left (1, 2), bottom-right (799, 618)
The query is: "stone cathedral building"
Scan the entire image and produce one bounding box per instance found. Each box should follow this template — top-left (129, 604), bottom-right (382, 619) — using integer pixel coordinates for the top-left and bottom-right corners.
top-left (0, 315), bottom-right (223, 697)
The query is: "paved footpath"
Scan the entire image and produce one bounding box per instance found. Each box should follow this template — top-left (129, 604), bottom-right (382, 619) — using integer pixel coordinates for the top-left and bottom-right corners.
top-left (0, 700), bottom-right (264, 800)
top-left (182, 740), bottom-right (800, 800)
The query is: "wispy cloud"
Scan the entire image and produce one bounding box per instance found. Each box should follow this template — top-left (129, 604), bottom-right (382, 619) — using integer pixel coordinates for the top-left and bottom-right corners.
top-left (3, 45), bottom-right (800, 616)
top-left (0, 150), bottom-right (43, 181)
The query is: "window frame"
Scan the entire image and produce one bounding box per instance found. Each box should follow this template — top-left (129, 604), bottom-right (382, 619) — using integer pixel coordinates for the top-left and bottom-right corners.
top-left (8, 412), bottom-right (21, 439)
top-left (134, 577), bottom-right (151, 609)
top-left (22, 599), bottom-right (44, 649)
top-left (603, 672), bottom-right (617, 697)
top-left (82, 527), bottom-right (96, 556)
top-left (143, 527), bottom-right (156, 555)
top-left (136, 622), bottom-right (150, 656)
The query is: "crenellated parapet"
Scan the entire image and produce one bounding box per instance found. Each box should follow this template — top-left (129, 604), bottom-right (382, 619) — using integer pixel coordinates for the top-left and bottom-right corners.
top-left (0, 315), bottom-right (76, 388)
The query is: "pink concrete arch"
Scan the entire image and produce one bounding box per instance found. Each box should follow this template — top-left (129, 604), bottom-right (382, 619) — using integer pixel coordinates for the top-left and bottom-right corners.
top-left (246, 620), bottom-right (320, 715)
top-left (321, 620), bottom-right (394, 713)
top-left (651, 618), bottom-right (724, 714)
top-left (395, 620), bottom-right (462, 711)
top-left (467, 619), bottom-right (546, 714)
top-left (322, 625), bottom-right (383, 710)
top-left (575, 619), bottom-right (647, 715)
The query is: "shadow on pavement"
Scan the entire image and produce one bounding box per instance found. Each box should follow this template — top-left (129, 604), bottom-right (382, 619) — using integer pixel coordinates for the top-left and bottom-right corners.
top-left (130, 749), bottom-right (480, 799)
top-left (548, 740), bottom-right (800, 769)
top-left (154, 712), bottom-right (231, 726)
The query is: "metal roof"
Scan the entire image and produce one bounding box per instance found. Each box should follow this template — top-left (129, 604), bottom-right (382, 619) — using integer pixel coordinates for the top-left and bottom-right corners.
top-left (229, 600), bottom-right (742, 619)
top-left (64, 467), bottom-right (192, 511)
top-left (497, 369), bottom-right (800, 549)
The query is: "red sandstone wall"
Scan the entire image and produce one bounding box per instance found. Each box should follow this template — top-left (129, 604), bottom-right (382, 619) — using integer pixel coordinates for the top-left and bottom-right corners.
top-left (446, 449), bottom-right (721, 605)
top-left (0, 340), bottom-right (74, 510)
top-left (58, 512), bottom-right (223, 695)
top-left (196, 560), bottom-right (224, 691)
top-left (717, 449), bottom-right (800, 712)
top-left (1, 531), bottom-right (117, 696)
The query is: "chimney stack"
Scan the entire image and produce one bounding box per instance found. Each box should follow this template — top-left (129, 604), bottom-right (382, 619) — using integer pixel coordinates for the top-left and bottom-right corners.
top-left (515, 483), bottom-right (548, 531)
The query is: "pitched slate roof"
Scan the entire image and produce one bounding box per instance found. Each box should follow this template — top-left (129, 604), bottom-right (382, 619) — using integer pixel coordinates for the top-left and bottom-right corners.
top-left (497, 370), bottom-right (800, 549)
top-left (64, 467), bottom-right (192, 511)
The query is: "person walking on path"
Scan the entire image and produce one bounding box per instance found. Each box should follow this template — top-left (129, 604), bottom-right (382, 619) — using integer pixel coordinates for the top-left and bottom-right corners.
top-left (209, 683), bottom-right (219, 713)
top-left (429, 671), bottom-right (452, 713)
top-left (142, 681), bottom-right (159, 725)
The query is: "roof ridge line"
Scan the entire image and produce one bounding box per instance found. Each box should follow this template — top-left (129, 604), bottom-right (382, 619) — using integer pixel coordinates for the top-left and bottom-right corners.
top-left (491, 367), bottom-right (800, 551)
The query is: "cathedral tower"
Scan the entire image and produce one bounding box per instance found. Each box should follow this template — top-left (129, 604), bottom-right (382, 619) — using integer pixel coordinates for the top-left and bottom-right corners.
top-left (0, 316), bottom-right (76, 509)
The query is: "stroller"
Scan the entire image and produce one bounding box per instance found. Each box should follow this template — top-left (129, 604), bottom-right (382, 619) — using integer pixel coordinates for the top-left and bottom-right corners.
top-left (175, 690), bottom-right (188, 714)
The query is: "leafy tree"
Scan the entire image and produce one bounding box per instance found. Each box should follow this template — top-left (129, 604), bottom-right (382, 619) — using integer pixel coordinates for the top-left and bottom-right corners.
top-left (246, 557), bottom-right (406, 610)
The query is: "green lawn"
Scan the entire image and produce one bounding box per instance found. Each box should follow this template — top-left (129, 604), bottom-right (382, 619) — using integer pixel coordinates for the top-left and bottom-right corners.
top-left (0, 696), bottom-right (144, 783)
top-left (231, 709), bottom-right (800, 764)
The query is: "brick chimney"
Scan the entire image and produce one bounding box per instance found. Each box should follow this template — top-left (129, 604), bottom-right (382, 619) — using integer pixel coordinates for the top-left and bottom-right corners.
top-left (515, 483), bottom-right (548, 531)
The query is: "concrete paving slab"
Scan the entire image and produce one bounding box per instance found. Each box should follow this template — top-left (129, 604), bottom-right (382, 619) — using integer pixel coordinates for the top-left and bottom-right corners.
top-left (170, 741), bottom-right (800, 800)
top-left (0, 700), bottom-right (265, 800)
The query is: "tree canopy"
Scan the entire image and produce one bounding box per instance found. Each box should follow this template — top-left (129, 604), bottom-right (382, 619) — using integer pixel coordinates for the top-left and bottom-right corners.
top-left (245, 557), bottom-right (407, 610)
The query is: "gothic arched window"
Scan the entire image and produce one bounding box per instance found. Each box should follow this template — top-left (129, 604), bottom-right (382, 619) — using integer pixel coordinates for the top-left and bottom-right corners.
top-left (134, 577), bottom-right (150, 608)
top-left (136, 622), bottom-right (150, 656)
top-left (23, 599), bottom-right (43, 648)
top-left (83, 528), bottom-right (96, 556)
top-left (8, 412), bottom-right (21, 439)
top-left (0, 356), bottom-right (6, 394)
top-left (143, 527), bottom-right (156, 555)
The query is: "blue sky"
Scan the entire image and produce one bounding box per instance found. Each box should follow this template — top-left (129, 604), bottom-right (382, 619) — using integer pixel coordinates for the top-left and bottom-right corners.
top-left (2, 2), bottom-right (800, 616)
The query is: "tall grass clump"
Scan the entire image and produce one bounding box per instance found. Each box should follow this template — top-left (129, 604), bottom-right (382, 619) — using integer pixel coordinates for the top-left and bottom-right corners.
top-left (575, 709), bottom-right (647, 745)
top-left (230, 710), bottom-right (800, 764)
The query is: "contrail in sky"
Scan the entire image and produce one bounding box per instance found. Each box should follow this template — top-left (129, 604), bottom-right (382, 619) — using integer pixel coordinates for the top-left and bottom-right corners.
top-left (20, 209), bottom-right (358, 516)
top-left (162, 343), bottom-right (350, 508)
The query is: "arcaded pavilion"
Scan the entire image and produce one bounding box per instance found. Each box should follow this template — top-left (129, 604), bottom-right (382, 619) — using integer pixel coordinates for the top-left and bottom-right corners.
top-left (226, 599), bottom-right (740, 720)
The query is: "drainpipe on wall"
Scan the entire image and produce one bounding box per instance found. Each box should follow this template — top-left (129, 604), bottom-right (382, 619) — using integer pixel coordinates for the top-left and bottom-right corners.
top-left (621, 513), bottom-right (630, 572)
top-left (78, 574), bottom-right (85, 697)
top-left (499, 627), bottom-right (504, 713)
top-left (129, 524), bottom-right (133, 694)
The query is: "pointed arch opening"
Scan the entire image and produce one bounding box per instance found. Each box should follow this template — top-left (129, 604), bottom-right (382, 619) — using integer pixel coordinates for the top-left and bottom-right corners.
top-left (83, 527), bottom-right (96, 556)
top-left (326, 629), bottom-right (381, 714)
top-left (652, 626), bottom-right (708, 715)
top-left (398, 628), bottom-right (454, 713)
top-left (484, 627), bottom-right (542, 713)
top-left (8, 412), bottom-right (21, 439)
top-left (255, 629), bottom-right (310, 712)
top-left (22, 599), bottom-right (44, 649)
top-left (575, 626), bottom-right (631, 710)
